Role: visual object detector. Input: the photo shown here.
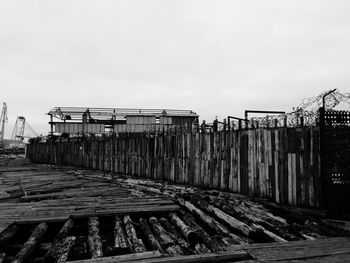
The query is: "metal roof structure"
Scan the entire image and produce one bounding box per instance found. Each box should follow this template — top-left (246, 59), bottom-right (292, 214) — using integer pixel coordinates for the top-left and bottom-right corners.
top-left (48, 107), bottom-right (198, 121)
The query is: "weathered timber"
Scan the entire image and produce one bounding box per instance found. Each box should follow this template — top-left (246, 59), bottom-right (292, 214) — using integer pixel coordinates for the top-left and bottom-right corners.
top-left (148, 217), bottom-right (175, 248)
top-left (0, 224), bottom-right (19, 246)
top-left (169, 213), bottom-right (200, 244)
top-left (0, 253), bottom-right (6, 263)
top-left (11, 223), bottom-right (48, 263)
top-left (181, 212), bottom-right (231, 251)
top-left (123, 215), bottom-right (146, 253)
top-left (119, 250), bottom-right (249, 263)
top-left (114, 216), bottom-right (131, 254)
top-left (177, 199), bottom-right (231, 237)
top-left (32, 257), bottom-right (45, 263)
top-left (256, 198), bottom-right (326, 223)
top-left (159, 217), bottom-right (193, 254)
top-left (17, 179), bottom-right (27, 197)
top-left (69, 236), bottom-right (87, 260)
top-left (38, 243), bottom-right (52, 252)
top-left (66, 251), bottom-right (163, 263)
top-left (148, 217), bottom-right (183, 255)
top-left (194, 199), bottom-right (256, 238)
top-left (194, 243), bottom-right (211, 254)
top-left (139, 218), bottom-right (164, 252)
top-left (251, 223), bottom-right (287, 242)
top-left (165, 244), bottom-right (184, 257)
top-left (53, 236), bottom-right (76, 263)
top-left (46, 218), bottom-right (74, 260)
top-left (87, 217), bottom-right (103, 258)
top-left (209, 197), bottom-right (295, 241)
top-left (244, 237), bottom-right (350, 262)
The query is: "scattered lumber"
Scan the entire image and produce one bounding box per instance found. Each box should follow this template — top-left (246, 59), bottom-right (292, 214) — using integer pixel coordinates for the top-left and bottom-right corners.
top-left (159, 217), bottom-right (193, 255)
top-left (69, 236), bottom-right (87, 260)
top-left (169, 213), bottom-right (200, 244)
top-left (177, 198), bottom-right (231, 237)
top-left (139, 218), bottom-right (164, 252)
top-left (66, 251), bottom-right (163, 263)
top-left (17, 179), bottom-right (27, 197)
top-left (52, 236), bottom-right (76, 263)
top-left (205, 196), bottom-right (291, 242)
top-left (38, 243), bottom-right (52, 252)
top-left (114, 216), bottom-right (131, 254)
top-left (194, 199), bottom-right (255, 238)
top-left (194, 243), bottom-right (210, 254)
top-left (87, 217), bottom-right (103, 258)
top-left (251, 223), bottom-right (287, 242)
top-left (46, 218), bottom-right (74, 260)
top-left (180, 212), bottom-right (229, 251)
top-left (0, 253), bottom-right (6, 263)
top-left (122, 250), bottom-right (249, 263)
top-left (256, 198), bottom-right (326, 223)
top-left (149, 217), bottom-right (176, 249)
top-left (2, 163), bottom-right (347, 263)
top-left (11, 222), bottom-right (48, 263)
top-left (149, 217), bottom-right (183, 256)
top-left (123, 215), bottom-right (146, 253)
top-left (0, 224), bottom-right (19, 246)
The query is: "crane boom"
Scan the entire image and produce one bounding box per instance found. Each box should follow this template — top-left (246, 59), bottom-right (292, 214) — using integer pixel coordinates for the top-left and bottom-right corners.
top-left (0, 102), bottom-right (7, 140)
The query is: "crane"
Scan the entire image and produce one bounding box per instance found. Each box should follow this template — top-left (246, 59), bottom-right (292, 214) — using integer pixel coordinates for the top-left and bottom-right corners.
top-left (0, 102), bottom-right (7, 142)
top-left (11, 116), bottom-right (38, 148)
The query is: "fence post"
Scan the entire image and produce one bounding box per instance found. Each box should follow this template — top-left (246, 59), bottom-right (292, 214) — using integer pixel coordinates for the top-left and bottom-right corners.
top-left (213, 119), bottom-right (218, 132)
top-left (201, 120), bottom-right (206, 134)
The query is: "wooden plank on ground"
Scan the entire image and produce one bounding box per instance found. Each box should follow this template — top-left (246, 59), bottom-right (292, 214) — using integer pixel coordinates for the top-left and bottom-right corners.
top-left (245, 237), bottom-right (350, 262)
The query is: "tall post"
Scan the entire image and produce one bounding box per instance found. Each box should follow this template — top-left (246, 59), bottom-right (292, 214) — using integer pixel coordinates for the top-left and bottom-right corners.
top-left (50, 114), bottom-right (54, 136)
top-left (213, 119), bottom-right (218, 132)
top-left (111, 132), bottom-right (116, 178)
top-left (319, 107), bottom-right (327, 208)
top-left (202, 120), bottom-right (206, 134)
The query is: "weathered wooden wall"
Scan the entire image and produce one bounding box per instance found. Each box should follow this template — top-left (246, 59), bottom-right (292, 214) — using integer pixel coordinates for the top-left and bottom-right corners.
top-left (27, 126), bottom-right (321, 207)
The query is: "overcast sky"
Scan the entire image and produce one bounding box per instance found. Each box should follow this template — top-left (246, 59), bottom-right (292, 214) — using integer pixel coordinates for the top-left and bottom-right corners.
top-left (1, 0), bottom-right (350, 137)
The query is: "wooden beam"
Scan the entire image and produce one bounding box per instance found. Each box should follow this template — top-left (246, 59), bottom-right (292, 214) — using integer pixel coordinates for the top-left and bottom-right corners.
top-left (87, 217), bottom-right (103, 258)
top-left (11, 223), bottom-right (48, 263)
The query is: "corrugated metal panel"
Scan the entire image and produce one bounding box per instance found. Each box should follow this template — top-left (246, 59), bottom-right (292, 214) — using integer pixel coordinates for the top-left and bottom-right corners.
top-left (54, 123), bottom-right (104, 134)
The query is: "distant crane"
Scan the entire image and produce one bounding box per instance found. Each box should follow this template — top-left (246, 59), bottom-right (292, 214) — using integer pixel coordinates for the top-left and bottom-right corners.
top-left (0, 102), bottom-right (7, 141)
top-left (11, 116), bottom-right (38, 148)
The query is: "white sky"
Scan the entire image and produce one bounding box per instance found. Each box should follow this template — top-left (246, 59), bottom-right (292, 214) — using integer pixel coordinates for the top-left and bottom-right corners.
top-left (1, 0), bottom-right (350, 137)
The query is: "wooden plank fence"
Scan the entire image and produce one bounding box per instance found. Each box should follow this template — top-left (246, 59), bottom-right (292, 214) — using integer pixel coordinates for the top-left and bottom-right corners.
top-left (27, 126), bottom-right (322, 207)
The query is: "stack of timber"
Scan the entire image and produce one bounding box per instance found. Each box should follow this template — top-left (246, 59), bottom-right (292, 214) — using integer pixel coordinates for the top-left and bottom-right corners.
top-left (1, 163), bottom-right (350, 262)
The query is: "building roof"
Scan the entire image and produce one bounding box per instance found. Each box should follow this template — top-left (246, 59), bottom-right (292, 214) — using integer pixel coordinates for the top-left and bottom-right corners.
top-left (48, 107), bottom-right (198, 121)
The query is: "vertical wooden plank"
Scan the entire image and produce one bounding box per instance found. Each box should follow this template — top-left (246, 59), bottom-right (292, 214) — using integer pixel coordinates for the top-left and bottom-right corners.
top-left (309, 128), bottom-right (315, 207)
top-left (213, 132), bottom-right (219, 189)
top-left (300, 153), bottom-right (305, 206)
top-left (292, 153), bottom-right (297, 206)
top-left (248, 130), bottom-right (254, 196)
top-left (315, 127), bottom-right (322, 208)
top-left (257, 129), bottom-right (264, 197)
top-left (274, 129), bottom-right (280, 203)
top-left (288, 153), bottom-right (292, 204)
top-left (237, 131), bottom-right (241, 193)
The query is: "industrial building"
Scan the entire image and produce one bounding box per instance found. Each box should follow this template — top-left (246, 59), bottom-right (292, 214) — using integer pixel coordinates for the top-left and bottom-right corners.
top-left (48, 107), bottom-right (199, 135)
